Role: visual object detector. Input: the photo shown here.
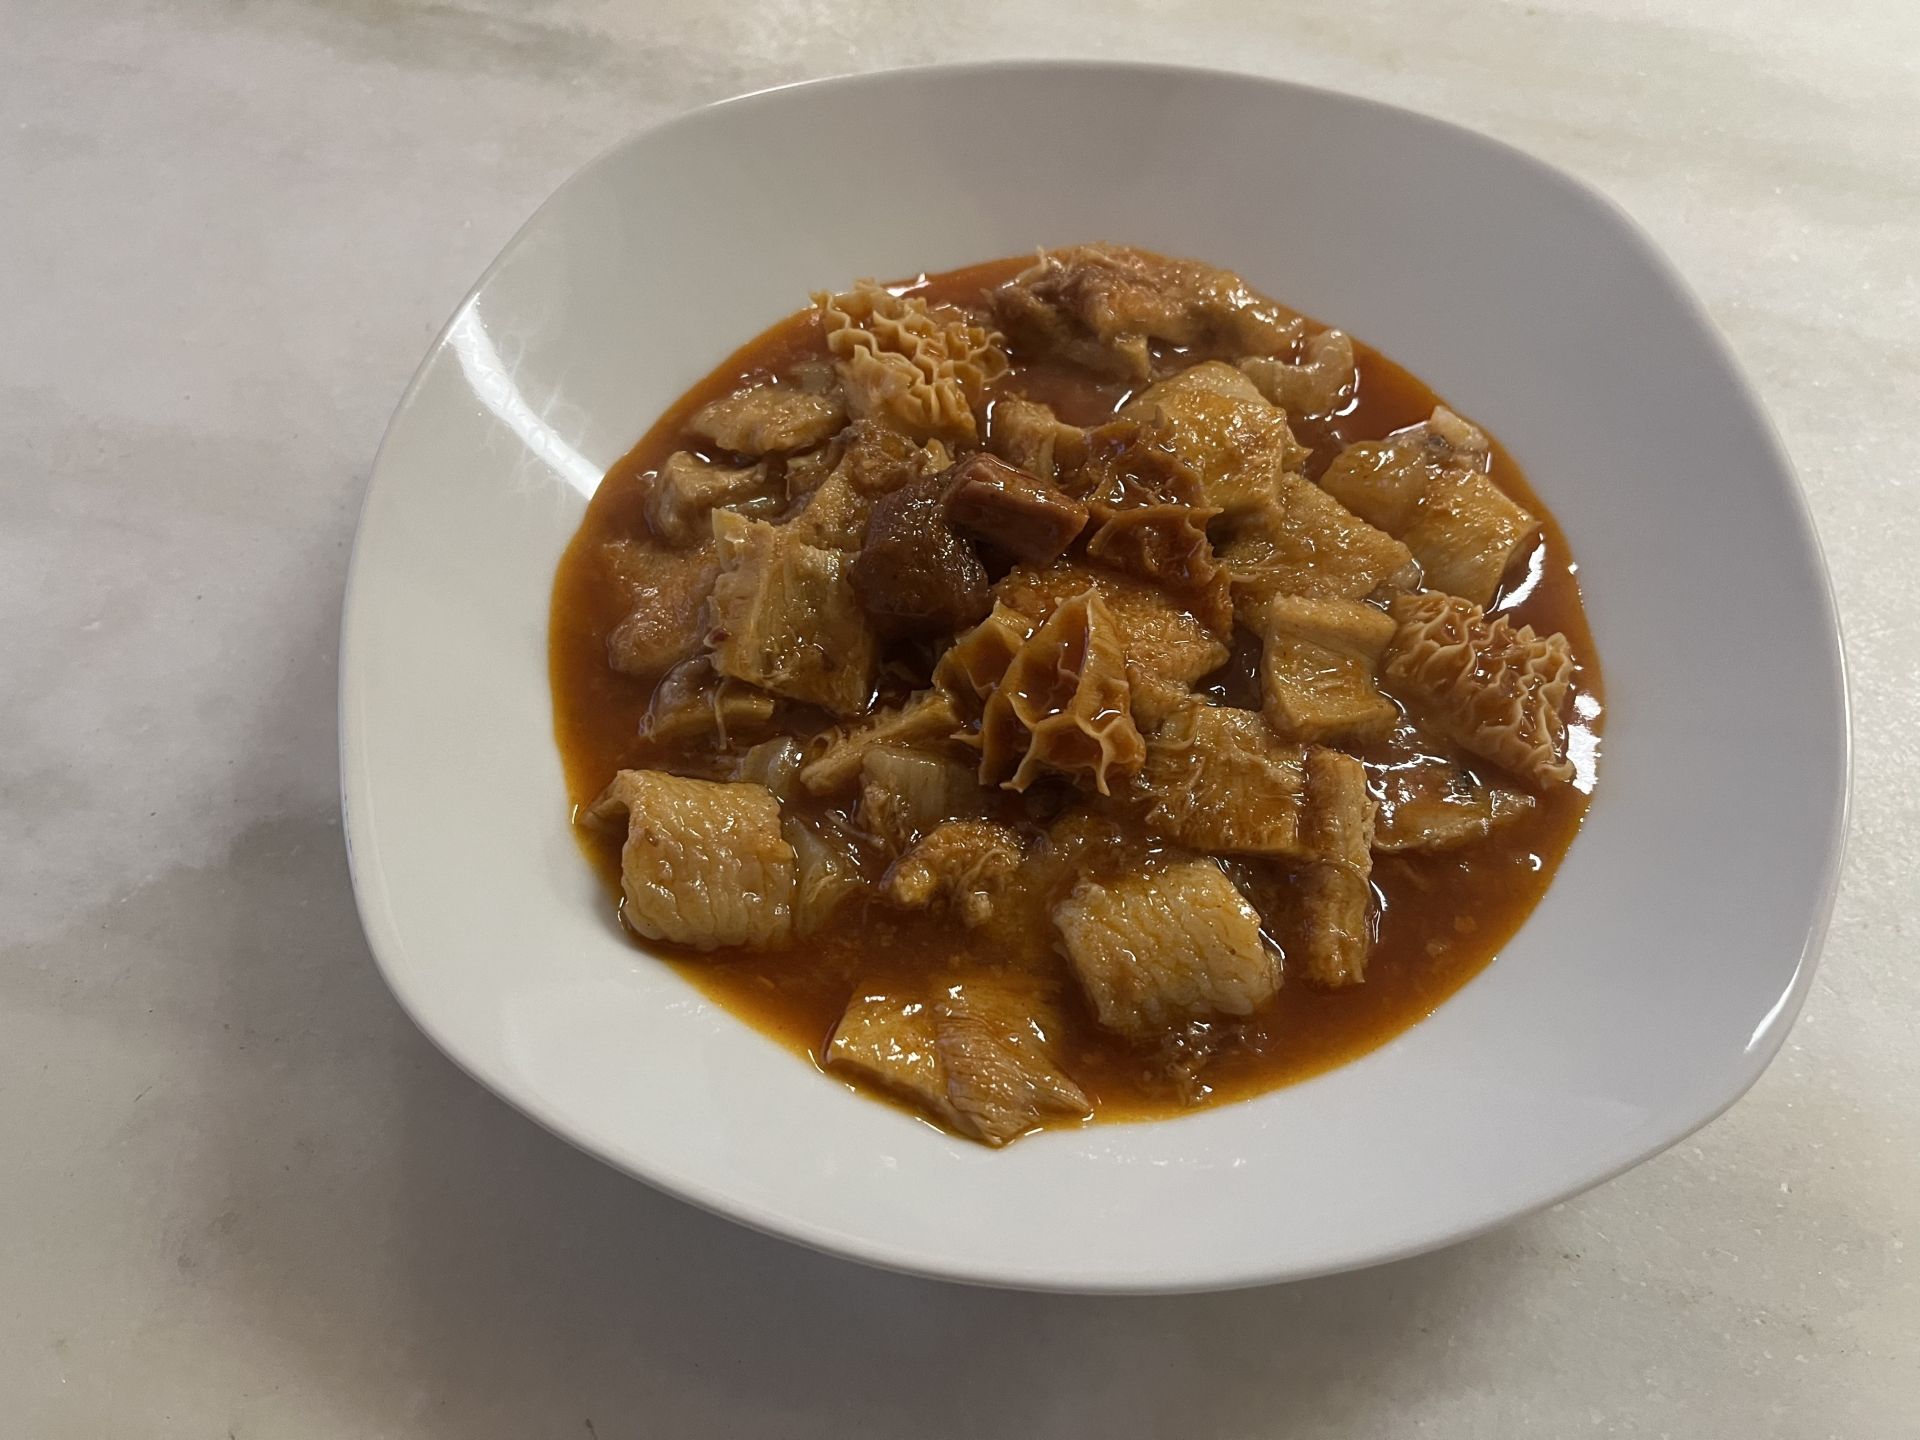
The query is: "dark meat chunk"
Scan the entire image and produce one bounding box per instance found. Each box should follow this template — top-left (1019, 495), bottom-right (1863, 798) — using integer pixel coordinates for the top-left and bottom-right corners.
top-left (848, 471), bottom-right (991, 637)
top-left (946, 453), bottom-right (1088, 562)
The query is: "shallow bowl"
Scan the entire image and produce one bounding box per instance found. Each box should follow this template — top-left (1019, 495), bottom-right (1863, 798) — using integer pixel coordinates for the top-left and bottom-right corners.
top-left (340, 61), bottom-right (1848, 1291)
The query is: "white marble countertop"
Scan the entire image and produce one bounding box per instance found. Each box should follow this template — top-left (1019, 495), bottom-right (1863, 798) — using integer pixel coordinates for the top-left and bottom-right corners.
top-left (5, 2), bottom-right (1916, 1435)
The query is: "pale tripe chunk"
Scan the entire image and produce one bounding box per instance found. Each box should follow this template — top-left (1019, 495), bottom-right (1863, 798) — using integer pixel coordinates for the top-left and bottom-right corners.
top-left (1257, 594), bottom-right (1399, 744)
top-left (1373, 760), bottom-right (1535, 853)
top-left (585, 771), bottom-right (794, 950)
top-left (815, 281), bottom-right (1007, 443)
top-left (994, 560), bottom-right (1231, 691)
top-left (781, 471), bottom-right (871, 552)
top-left (785, 816), bottom-right (867, 938)
top-left (1217, 477), bottom-right (1419, 613)
top-left (1363, 719), bottom-right (1537, 855)
top-left (825, 980), bottom-right (1089, 1146)
top-left (858, 747), bottom-right (983, 856)
top-left (707, 510), bottom-right (876, 716)
top-left (1320, 407), bottom-right (1540, 608)
top-left (1383, 590), bottom-right (1576, 788)
top-left (994, 245), bottom-right (1302, 380)
top-left (1120, 360), bottom-right (1307, 518)
top-left (1138, 702), bottom-right (1313, 858)
top-left (599, 536), bottom-right (718, 680)
top-left (641, 654), bottom-right (777, 745)
top-left (932, 601), bottom-right (1035, 707)
top-left (882, 820), bottom-right (1024, 927)
top-left (987, 395), bottom-right (1086, 483)
top-left (1052, 860), bottom-right (1279, 1040)
top-left (1076, 418), bottom-right (1220, 589)
top-left (978, 588), bottom-right (1145, 796)
top-left (935, 981), bottom-right (1090, 1145)
top-left (1235, 328), bottom-right (1357, 419)
top-left (799, 690), bottom-right (963, 796)
top-left (646, 451), bottom-right (775, 548)
top-left (688, 381), bottom-right (846, 457)
top-left (826, 991), bottom-right (948, 1125)
top-left (1296, 749), bottom-right (1376, 987)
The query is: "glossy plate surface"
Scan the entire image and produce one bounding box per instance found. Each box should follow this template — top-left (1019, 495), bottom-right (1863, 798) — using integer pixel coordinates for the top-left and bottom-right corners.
top-left (340, 62), bottom-right (1848, 1292)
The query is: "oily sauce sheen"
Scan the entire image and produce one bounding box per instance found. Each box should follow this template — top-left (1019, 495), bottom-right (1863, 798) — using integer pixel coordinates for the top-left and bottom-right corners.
top-left (550, 255), bottom-right (1602, 1124)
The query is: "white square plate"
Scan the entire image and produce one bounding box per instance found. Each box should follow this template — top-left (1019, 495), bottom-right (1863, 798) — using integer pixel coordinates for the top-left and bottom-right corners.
top-left (340, 62), bottom-right (1848, 1292)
